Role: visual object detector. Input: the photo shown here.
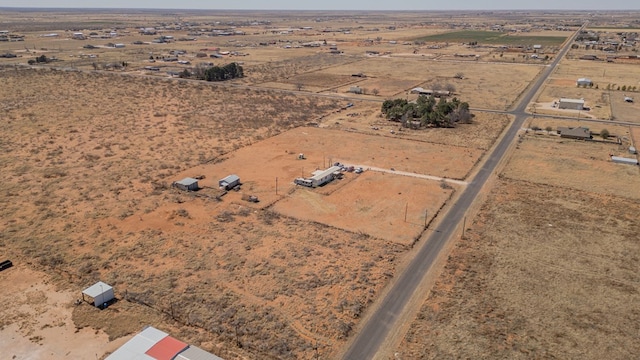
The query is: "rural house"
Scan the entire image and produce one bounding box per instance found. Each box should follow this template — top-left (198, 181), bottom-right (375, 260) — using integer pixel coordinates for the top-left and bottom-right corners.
top-left (557, 127), bottom-right (592, 140)
top-left (558, 98), bottom-right (585, 110)
top-left (295, 165), bottom-right (342, 188)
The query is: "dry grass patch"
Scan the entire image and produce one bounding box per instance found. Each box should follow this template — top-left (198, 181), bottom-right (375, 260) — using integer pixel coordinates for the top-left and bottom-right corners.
top-left (397, 179), bottom-right (640, 359)
top-left (503, 133), bottom-right (640, 199)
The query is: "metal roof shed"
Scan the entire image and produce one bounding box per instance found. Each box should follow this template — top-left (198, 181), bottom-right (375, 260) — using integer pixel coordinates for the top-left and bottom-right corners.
top-left (82, 281), bottom-right (114, 307)
top-left (174, 178), bottom-right (199, 191)
top-left (219, 174), bottom-right (240, 190)
top-left (105, 326), bottom-right (168, 360)
top-left (145, 336), bottom-right (188, 360)
top-left (176, 345), bottom-right (225, 360)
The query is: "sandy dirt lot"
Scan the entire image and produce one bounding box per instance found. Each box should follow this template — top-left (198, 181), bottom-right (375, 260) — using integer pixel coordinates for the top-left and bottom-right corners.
top-left (273, 171), bottom-right (455, 245)
top-left (0, 266), bottom-right (127, 360)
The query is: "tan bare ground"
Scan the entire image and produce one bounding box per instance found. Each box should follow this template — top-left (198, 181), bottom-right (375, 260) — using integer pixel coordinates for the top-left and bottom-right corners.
top-left (0, 265), bottom-right (128, 360)
top-left (324, 108), bottom-right (512, 151)
top-left (502, 133), bottom-right (640, 199)
top-left (553, 58), bottom-right (640, 88)
top-left (273, 171), bottom-right (455, 245)
top-left (397, 179), bottom-right (640, 359)
top-left (535, 85), bottom-right (610, 119)
top-left (309, 58), bottom-right (543, 109)
top-left (631, 127), bottom-right (640, 148)
top-left (178, 126), bottom-right (480, 187)
top-left (2, 67), bottom-right (410, 359)
top-left (332, 77), bottom-right (419, 97)
top-left (542, 58), bottom-right (640, 121)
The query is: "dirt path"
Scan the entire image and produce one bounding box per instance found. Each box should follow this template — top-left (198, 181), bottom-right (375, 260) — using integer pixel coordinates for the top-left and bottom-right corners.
top-left (338, 164), bottom-right (470, 185)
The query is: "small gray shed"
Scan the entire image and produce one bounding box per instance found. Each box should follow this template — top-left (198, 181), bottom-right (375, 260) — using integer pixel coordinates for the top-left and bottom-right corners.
top-left (219, 174), bottom-right (240, 190)
top-left (174, 178), bottom-right (199, 191)
top-left (82, 281), bottom-right (114, 308)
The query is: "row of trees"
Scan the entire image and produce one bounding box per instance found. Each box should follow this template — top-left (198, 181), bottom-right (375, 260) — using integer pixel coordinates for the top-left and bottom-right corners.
top-left (382, 95), bottom-right (473, 128)
top-left (182, 62), bottom-right (244, 82)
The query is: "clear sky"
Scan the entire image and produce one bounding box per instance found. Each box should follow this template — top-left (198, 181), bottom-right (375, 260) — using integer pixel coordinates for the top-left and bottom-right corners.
top-left (1, 0), bottom-right (638, 10)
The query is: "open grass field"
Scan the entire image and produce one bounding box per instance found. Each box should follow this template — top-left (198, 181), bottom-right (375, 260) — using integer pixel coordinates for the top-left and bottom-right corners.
top-left (502, 131), bottom-right (640, 200)
top-left (414, 30), bottom-right (568, 46)
top-left (395, 127), bottom-right (640, 359)
top-left (397, 178), bottom-right (640, 359)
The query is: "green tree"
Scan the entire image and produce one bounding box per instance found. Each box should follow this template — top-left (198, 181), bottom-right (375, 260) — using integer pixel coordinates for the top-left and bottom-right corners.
top-left (600, 129), bottom-right (610, 139)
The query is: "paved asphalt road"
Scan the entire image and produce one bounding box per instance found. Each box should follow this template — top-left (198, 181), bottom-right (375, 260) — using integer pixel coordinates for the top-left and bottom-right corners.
top-left (340, 25), bottom-right (585, 360)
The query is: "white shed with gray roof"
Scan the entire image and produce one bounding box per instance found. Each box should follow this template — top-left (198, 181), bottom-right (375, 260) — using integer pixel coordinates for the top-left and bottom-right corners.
top-left (219, 174), bottom-right (240, 190)
top-left (82, 281), bottom-right (114, 307)
top-left (174, 177), bottom-right (199, 191)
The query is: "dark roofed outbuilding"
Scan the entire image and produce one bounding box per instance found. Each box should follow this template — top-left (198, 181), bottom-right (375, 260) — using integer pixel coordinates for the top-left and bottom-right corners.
top-left (557, 127), bottom-right (592, 140)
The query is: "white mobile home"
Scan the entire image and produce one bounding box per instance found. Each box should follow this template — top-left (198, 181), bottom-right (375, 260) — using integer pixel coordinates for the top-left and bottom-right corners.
top-left (310, 166), bottom-right (342, 187)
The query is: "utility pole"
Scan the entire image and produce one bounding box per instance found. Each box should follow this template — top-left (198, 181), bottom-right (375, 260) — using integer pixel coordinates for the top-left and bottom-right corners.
top-left (462, 216), bottom-right (466, 238)
top-left (404, 202), bottom-right (408, 222)
top-left (275, 177), bottom-right (278, 195)
top-left (424, 210), bottom-right (428, 228)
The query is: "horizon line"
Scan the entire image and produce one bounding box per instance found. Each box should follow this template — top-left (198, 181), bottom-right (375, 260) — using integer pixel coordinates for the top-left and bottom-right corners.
top-left (1, 7), bottom-right (639, 12)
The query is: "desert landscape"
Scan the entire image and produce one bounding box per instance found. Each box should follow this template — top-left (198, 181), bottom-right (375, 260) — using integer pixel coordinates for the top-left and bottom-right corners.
top-left (1, 7), bottom-right (639, 360)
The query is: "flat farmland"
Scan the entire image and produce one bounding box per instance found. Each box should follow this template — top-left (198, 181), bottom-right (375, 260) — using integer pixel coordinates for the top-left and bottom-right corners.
top-left (273, 171), bottom-right (455, 245)
top-left (414, 30), bottom-right (568, 46)
top-left (317, 58), bottom-right (543, 110)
